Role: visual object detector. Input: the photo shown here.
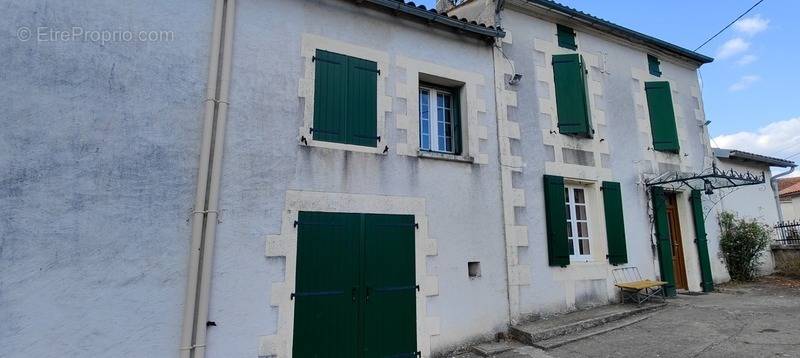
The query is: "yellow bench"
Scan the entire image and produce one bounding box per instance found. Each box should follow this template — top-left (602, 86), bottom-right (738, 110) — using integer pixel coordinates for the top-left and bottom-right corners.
top-left (612, 268), bottom-right (667, 305)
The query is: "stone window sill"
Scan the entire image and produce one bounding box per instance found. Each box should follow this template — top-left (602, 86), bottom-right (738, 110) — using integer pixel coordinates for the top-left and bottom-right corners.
top-left (417, 150), bottom-right (474, 164)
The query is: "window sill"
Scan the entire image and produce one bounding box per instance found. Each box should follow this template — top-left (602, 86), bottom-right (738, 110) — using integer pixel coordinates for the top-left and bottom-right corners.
top-left (298, 129), bottom-right (387, 155)
top-left (417, 150), bottom-right (474, 164)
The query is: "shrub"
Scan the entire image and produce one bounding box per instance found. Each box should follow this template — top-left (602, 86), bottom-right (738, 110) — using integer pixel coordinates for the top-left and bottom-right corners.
top-left (718, 211), bottom-right (771, 281)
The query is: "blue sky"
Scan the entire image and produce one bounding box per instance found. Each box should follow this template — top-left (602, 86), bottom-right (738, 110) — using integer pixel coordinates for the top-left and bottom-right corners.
top-left (419, 0), bottom-right (800, 164)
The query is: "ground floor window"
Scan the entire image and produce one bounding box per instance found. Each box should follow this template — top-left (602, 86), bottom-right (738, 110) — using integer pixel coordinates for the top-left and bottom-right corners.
top-left (565, 186), bottom-right (591, 259)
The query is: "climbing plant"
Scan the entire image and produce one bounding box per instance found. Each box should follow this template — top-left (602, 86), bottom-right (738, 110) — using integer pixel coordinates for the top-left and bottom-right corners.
top-left (719, 211), bottom-right (771, 281)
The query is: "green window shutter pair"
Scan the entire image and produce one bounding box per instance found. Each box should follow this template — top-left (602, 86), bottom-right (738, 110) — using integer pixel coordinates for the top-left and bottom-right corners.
top-left (553, 54), bottom-right (593, 137)
top-left (690, 190), bottom-right (714, 292)
top-left (645, 81), bottom-right (680, 153)
top-left (647, 54), bottom-right (662, 77)
top-left (557, 24), bottom-right (577, 50)
top-left (602, 181), bottom-right (628, 265)
top-left (313, 49), bottom-right (378, 147)
top-left (543, 176), bottom-right (629, 267)
top-left (651, 187), bottom-right (677, 297)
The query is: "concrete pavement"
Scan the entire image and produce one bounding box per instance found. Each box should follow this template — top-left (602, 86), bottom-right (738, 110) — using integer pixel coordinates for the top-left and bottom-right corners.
top-left (453, 276), bottom-right (800, 358)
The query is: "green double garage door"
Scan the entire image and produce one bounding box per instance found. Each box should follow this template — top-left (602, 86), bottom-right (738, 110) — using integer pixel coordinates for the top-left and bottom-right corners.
top-left (293, 212), bottom-right (418, 358)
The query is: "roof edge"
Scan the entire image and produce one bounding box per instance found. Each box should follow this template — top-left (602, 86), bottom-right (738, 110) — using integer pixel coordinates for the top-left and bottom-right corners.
top-left (714, 148), bottom-right (797, 168)
top-left (521, 0), bottom-right (713, 64)
top-left (360, 0), bottom-right (506, 40)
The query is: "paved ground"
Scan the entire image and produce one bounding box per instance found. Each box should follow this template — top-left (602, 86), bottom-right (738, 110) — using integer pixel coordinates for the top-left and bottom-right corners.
top-left (455, 275), bottom-right (800, 358)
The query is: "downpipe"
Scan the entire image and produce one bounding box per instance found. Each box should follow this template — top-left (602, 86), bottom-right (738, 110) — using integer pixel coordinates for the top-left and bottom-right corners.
top-left (771, 166), bottom-right (796, 222)
top-left (180, 0), bottom-right (236, 357)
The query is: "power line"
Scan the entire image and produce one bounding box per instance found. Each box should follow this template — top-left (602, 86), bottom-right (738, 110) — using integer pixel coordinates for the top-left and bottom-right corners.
top-left (694, 0), bottom-right (766, 51)
top-left (785, 150), bottom-right (800, 160)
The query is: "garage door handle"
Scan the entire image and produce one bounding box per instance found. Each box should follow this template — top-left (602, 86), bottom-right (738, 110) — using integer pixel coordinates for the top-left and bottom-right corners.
top-left (365, 286), bottom-right (372, 302)
top-left (351, 286), bottom-right (358, 302)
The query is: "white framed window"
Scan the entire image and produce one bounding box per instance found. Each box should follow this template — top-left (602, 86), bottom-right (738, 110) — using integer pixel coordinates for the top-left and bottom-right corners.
top-left (565, 186), bottom-right (591, 260)
top-left (419, 86), bottom-right (457, 154)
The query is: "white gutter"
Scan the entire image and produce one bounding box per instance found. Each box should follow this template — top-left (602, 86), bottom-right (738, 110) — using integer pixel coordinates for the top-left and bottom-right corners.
top-left (771, 166), bottom-right (796, 222)
top-left (180, 0), bottom-right (236, 357)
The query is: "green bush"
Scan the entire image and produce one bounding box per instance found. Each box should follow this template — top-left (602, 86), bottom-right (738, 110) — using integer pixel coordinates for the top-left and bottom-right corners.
top-left (719, 211), bottom-right (771, 281)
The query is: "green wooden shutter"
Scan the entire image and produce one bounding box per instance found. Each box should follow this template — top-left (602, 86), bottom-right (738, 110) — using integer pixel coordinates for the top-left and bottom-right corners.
top-left (452, 89), bottom-right (463, 155)
top-left (651, 187), bottom-right (676, 297)
top-left (647, 54), bottom-right (662, 77)
top-left (557, 24), bottom-right (577, 50)
top-left (645, 81), bottom-right (680, 153)
top-left (602, 181), bottom-right (628, 265)
top-left (293, 211), bottom-right (361, 357)
top-left (690, 190), bottom-right (714, 292)
top-left (544, 175), bottom-right (570, 267)
top-left (346, 56), bottom-right (378, 147)
top-left (363, 214), bottom-right (417, 358)
top-left (312, 50), bottom-right (348, 144)
top-left (553, 54), bottom-right (593, 137)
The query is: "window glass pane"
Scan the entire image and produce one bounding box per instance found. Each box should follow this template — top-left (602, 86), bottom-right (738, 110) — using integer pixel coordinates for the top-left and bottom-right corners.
top-left (419, 89), bottom-right (430, 150)
top-left (435, 92), bottom-right (454, 153)
top-left (564, 188), bottom-right (570, 202)
top-left (444, 108), bottom-right (453, 151)
top-left (574, 188), bottom-right (585, 204)
top-left (568, 238), bottom-right (575, 255)
top-left (565, 206), bottom-right (571, 220)
top-left (566, 222), bottom-right (573, 237)
top-left (579, 239), bottom-right (590, 255)
top-left (577, 222), bottom-right (589, 238)
top-left (575, 205), bottom-right (587, 220)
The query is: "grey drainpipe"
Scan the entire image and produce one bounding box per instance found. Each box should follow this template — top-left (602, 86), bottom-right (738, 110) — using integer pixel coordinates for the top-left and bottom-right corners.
top-left (771, 166), bottom-right (796, 222)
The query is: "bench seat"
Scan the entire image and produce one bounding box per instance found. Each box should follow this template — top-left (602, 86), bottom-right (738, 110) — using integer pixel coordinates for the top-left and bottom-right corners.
top-left (615, 280), bottom-right (668, 291)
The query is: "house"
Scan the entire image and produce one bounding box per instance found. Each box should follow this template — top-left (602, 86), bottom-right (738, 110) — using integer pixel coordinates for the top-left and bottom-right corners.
top-left (712, 148), bottom-right (796, 273)
top-left (5, 0), bottom-right (767, 357)
top-left (780, 177), bottom-right (800, 221)
top-left (451, 0), bottom-right (722, 314)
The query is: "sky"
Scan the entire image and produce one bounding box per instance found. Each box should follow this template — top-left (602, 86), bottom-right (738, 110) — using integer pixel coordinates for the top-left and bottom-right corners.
top-left (418, 0), bottom-right (800, 173)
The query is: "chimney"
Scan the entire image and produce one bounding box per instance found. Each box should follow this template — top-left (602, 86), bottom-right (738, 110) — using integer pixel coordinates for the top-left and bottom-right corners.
top-left (435, 0), bottom-right (457, 13)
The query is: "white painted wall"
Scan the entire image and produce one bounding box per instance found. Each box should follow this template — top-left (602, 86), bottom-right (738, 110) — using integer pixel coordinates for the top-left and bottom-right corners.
top-left (782, 196), bottom-right (800, 221)
top-left (712, 159), bottom-right (778, 275)
top-left (1, 1), bottom-right (212, 357)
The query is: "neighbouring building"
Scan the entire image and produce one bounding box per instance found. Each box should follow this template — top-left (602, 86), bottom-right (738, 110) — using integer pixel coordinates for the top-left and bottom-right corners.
top-left (780, 177), bottom-right (800, 221)
top-left (712, 148), bottom-right (796, 274)
top-left (4, 0), bottom-right (773, 357)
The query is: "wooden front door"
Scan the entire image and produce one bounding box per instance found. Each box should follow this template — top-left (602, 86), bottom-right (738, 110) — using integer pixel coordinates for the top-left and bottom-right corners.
top-left (665, 194), bottom-right (688, 290)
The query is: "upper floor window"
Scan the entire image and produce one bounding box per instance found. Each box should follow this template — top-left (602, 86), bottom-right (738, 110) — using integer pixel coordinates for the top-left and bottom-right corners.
top-left (419, 84), bottom-right (461, 154)
top-left (557, 24), bottom-right (577, 50)
top-left (312, 49), bottom-right (378, 147)
top-left (648, 54), bottom-right (662, 77)
top-left (565, 186), bottom-right (591, 259)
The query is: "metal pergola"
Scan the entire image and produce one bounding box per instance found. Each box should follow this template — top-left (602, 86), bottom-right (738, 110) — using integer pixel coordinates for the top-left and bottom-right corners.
top-left (644, 162), bottom-right (765, 193)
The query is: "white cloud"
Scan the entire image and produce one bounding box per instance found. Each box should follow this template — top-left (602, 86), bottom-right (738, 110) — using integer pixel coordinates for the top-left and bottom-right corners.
top-left (716, 37), bottom-right (750, 59)
top-left (733, 15), bottom-right (770, 36)
top-left (735, 54), bottom-right (758, 66)
top-left (728, 75), bottom-right (760, 91)
top-left (713, 117), bottom-right (800, 161)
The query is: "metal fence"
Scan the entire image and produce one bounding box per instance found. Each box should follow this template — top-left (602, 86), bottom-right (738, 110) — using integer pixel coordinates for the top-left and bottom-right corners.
top-left (774, 220), bottom-right (800, 246)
